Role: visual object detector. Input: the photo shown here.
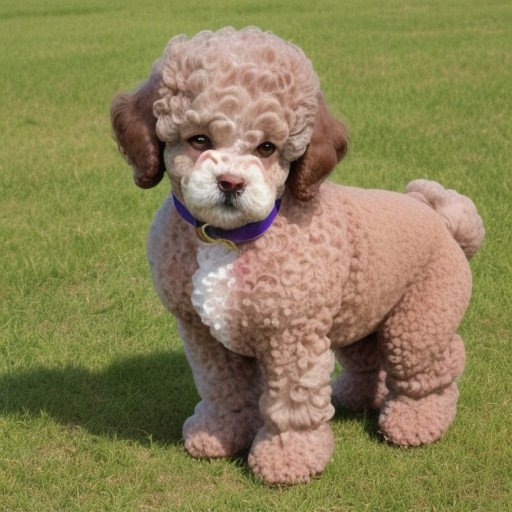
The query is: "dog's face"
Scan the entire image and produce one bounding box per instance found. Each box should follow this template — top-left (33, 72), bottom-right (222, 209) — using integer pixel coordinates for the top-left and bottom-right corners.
top-left (161, 97), bottom-right (295, 229)
top-left (111, 28), bottom-right (348, 223)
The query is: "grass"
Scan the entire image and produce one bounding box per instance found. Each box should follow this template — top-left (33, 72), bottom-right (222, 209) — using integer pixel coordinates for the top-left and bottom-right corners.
top-left (1, 0), bottom-right (511, 510)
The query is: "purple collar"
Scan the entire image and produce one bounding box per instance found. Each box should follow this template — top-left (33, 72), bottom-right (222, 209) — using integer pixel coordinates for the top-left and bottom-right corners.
top-left (172, 193), bottom-right (281, 249)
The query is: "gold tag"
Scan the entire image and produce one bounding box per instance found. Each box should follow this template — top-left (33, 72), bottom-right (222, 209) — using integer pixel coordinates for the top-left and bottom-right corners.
top-left (196, 224), bottom-right (238, 252)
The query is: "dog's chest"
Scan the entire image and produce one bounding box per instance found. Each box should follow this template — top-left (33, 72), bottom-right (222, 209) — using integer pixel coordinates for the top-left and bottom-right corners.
top-left (191, 244), bottom-right (240, 352)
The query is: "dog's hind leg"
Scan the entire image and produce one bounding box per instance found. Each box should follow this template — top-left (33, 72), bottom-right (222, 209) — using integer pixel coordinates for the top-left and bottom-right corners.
top-left (179, 321), bottom-right (263, 458)
top-left (377, 245), bottom-right (470, 446)
top-left (332, 333), bottom-right (389, 411)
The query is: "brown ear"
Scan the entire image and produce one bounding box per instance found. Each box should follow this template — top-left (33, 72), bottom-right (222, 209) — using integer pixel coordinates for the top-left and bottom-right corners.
top-left (110, 66), bottom-right (165, 188)
top-left (287, 95), bottom-right (348, 201)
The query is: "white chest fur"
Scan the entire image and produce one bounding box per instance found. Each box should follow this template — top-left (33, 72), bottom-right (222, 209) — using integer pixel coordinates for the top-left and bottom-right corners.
top-left (191, 244), bottom-right (237, 350)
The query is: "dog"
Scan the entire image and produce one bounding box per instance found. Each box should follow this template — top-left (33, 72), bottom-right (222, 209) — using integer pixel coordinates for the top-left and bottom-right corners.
top-left (111, 27), bottom-right (484, 484)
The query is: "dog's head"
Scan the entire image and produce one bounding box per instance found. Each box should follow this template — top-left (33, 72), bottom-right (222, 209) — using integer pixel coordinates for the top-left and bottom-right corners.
top-left (111, 27), bottom-right (348, 229)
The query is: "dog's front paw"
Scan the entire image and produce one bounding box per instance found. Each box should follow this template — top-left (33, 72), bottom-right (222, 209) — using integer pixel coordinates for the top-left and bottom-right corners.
top-left (183, 403), bottom-right (262, 458)
top-left (378, 383), bottom-right (459, 446)
top-left (248, 424), bottom-right (333, 485)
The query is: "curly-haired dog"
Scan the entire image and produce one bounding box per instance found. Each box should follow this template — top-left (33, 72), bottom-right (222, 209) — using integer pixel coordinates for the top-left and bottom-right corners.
top-left (111, 27), bottom-right (485, 484)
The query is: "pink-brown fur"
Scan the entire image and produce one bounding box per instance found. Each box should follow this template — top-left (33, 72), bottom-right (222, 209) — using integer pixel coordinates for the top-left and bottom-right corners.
top-left (111, 27), bottom-right (484, 484)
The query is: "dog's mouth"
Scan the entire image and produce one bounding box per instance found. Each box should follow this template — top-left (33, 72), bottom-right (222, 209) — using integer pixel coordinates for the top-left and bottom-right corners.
top-left (221, 190), bottom-right (242, 209)
top-left (196, 193), bottom-right (274, 231)
top-left (184, 193), bottom-right (254, 230)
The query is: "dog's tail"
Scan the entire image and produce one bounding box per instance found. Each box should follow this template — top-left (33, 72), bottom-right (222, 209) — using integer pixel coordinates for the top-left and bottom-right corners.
top-left (406, 179), bottom-right (485, 259)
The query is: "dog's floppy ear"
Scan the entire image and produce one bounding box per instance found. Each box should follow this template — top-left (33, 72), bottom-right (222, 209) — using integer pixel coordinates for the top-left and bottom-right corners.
top-left (110, 66), bottom-right (165, 189)
top-left (287, 95), bottom-right (348, 201)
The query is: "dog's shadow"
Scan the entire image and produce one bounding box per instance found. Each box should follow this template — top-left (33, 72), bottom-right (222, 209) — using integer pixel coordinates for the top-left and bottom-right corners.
top-left (0, 350), bottom-right (197, 445)
top-left (0, 351), bottom-right (380, 448)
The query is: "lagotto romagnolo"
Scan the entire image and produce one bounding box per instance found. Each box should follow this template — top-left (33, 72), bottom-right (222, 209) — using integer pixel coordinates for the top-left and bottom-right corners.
top-left (111, 27), bottom-right (485, 485)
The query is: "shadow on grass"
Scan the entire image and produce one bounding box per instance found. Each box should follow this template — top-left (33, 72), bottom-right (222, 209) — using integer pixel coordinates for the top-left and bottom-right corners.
top-left (0, 351), bottom-right (382, 451)
top-left (333, 407), bottom-right (381, 442)
top-left (0, 351), bottom-right (197, 446)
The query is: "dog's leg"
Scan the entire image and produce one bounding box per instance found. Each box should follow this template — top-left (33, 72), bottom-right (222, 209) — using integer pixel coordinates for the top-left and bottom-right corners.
top-left (377, 248), bottom-right (470, 446)
top-left (179, 321), bottom-right (263, 458)
top-left (248, 331), bottom-right (335, 484)
top-left (332, 333), bottom-right (388, 411)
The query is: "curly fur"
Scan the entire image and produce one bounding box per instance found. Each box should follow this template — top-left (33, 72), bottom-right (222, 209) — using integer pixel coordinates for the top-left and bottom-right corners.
top-left (111, 27), bottom-right (485, 485)
top-left (154, 28), bottom-right (319, 161)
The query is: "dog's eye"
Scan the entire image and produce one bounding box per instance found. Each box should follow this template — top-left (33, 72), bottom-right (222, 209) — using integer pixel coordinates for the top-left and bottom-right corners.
top-left (187, 134), bottom-right (213, 151)
top-left (256, 141), bottom-right (277, 158)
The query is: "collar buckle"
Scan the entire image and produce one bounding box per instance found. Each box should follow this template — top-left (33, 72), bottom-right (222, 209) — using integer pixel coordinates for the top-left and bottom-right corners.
top-left (196, 224), bottom-right (238, 251)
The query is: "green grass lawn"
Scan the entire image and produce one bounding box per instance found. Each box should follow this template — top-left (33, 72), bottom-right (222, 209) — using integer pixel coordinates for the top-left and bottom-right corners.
top-left (1, 0), bottom-right (511, 510)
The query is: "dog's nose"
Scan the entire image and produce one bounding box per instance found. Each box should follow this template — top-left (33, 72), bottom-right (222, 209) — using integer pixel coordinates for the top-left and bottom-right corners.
top-left (218, 174), bottom-right (245, 193)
